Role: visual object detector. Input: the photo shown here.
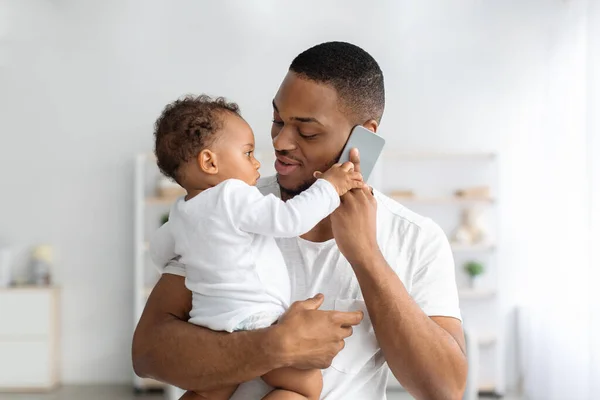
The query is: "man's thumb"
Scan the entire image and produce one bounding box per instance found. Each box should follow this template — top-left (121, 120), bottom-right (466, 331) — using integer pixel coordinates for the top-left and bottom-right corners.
top-left (303, 293), bottom-right (324, 309)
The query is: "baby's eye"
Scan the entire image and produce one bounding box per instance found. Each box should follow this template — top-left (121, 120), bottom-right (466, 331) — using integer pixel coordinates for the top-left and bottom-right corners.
top-left (245, 151), bottom-right (253, 157)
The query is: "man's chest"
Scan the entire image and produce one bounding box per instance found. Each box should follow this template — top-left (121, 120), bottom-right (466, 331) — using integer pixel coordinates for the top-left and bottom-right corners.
top-left (275, 234), bottom-right (411, 308)
top-left (275, 238), bottom-right (358, 306)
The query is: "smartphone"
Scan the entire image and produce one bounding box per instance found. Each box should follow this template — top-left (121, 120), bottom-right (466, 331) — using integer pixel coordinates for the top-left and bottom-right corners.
top-left (338, 125), bottom-right (385, 182)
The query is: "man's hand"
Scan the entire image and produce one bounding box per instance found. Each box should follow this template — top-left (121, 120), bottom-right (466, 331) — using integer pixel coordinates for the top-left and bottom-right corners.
top-left (274, 294), bottom-right (363, 369)
top-left (330, 148), bottom-right (380, 267)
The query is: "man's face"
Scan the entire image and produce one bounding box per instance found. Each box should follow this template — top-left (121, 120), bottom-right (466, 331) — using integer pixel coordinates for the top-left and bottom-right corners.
top-left (271, 71), bottom-right (354, 197)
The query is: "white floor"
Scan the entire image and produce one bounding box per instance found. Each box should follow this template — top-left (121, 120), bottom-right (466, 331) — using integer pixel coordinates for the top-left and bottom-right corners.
top-left (0, 386), bottom-right (522, 400)
top-left (386, 389), bottom-right (521, 399)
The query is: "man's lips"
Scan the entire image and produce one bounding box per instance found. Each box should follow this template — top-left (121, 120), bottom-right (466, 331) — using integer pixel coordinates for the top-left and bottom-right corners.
top-left (274, 155), bottom-right (301, 176)
top-left (276, 154), bottom-right (301, 165)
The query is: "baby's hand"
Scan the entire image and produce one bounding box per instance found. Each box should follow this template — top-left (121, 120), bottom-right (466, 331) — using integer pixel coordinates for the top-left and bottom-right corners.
top-left (314, 162), bottom-right (364, 196)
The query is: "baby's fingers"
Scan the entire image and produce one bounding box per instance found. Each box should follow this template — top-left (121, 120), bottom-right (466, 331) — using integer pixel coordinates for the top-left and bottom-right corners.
top-left (350, 171), bottom-right (363, 182)
top-left (340, 161), bottom-right (355, 172)
top-left (350, 179), bottom-right (365, 189)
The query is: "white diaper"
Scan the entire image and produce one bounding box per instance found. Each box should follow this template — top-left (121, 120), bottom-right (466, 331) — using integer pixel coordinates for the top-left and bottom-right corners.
top-left (233, 311), bottom-right (281, 331)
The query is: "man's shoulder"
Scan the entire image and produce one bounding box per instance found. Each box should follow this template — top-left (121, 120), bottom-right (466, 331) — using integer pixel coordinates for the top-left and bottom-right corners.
top-left (374, 190), bottom-right (443, 240)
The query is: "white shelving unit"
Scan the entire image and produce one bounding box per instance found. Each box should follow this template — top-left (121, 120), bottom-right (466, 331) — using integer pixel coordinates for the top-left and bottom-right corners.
top-left (133, 153), bottom-right (168, 392)
top-left (379, 151), bottom-right (503, 396)
top-left (451, 243), bottom-right (496, 253)
top-left (389, 196), bottom-right (495, 205)
top-left (383, 151), bottom-right (496, 160)
top-left (458, 288), bottom-right (497, 300)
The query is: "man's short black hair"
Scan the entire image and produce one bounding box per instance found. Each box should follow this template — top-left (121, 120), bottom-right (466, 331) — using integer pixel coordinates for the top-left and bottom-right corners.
top-left (154, 95), bottom-right (240, 183)
top-left (289, 41), bottom-right (385, 124)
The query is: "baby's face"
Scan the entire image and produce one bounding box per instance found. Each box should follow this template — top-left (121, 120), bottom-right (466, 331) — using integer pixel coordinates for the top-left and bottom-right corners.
top-left (213, 113), bottom-right (261, 186)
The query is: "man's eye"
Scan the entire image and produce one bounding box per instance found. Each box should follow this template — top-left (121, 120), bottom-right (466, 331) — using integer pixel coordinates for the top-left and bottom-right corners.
top-left (298, 132), bottom-right (318, 140)
top-left (272, 119), bottom-right (284, 126)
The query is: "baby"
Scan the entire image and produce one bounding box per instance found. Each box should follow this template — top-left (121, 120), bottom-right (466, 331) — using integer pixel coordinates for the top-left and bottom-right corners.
top-left (149, 95), bottom-right (364, 400)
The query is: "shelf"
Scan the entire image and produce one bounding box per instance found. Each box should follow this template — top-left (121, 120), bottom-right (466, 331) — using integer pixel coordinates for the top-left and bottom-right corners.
top-left (383, 151), bottom-right (496, 160)
top-left (458, 288), bottom-right (496, 300)
top-left (145, 196), bottom-right (178, 205)
top-left (138, 377), bottom-right (165, 390)
top-left (478, 334), bottom-right (498, 347)
top-left (478, 383), bottom-right (499, 395)
top-left (0, 334), bottom-right (50, 341)
top-left (389, 195), bottom-right (494, 205)
top-left (451, 243), bottom-right (495, 252)
top-left (0, 286), bottom-right (58, 292)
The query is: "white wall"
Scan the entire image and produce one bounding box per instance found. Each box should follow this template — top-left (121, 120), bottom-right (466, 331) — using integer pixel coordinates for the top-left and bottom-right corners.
top-left (0, 0), bottom-right (589, 386)
top-left (587, 0), bottom-right (600, 394)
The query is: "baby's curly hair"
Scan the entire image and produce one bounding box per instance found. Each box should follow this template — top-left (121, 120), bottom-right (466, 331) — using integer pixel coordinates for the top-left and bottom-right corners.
top-left (154, 95), bottom-right (241, 183)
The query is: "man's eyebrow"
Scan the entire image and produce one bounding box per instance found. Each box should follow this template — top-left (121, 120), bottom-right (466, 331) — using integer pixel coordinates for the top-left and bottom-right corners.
top-left (272, 99), bottom-right (324, 126)
top-left (292, 116), bottom-right (323, 126)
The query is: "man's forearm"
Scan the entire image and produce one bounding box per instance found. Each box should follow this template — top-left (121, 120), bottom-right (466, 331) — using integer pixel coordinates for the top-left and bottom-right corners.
top-left (352, 252), bottom-right (467, 400)
top-left (133, 317), bottom-right (282, 391)
top-left (132, 275), bottom-right (285, 391)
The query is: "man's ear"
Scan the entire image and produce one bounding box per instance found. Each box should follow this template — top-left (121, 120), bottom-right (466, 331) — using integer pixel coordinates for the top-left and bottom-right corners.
top-left (197, 149), bottom-right (218, 174)
top-left (362, 119), bottom-right (379, 133)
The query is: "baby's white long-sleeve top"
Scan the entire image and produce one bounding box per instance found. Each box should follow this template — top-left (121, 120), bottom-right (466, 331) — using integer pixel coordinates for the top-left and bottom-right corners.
top-left (149, 178), bottom-right (340, 332)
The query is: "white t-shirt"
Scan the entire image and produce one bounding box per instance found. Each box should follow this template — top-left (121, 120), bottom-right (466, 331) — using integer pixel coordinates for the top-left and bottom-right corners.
top-left (149, 178), bottom-right (340, 332)
top-left (164, 176), bottom-right (461, 400)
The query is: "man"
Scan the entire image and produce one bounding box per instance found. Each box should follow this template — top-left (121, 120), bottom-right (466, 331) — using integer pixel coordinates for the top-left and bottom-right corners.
top-left (132, 41), bottom-right (467, 400)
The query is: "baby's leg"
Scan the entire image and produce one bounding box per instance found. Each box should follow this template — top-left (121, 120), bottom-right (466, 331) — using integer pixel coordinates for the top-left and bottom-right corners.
top-left (178, 385), bottom-right (238, 400)
top-left (262, 367), bottom-right (323, 400)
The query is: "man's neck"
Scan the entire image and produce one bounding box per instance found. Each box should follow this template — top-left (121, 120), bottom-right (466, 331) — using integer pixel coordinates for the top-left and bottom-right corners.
top-left (280, 184), bottom-right (334, 242)
top-left (301, 216), bottom-right (334, 243)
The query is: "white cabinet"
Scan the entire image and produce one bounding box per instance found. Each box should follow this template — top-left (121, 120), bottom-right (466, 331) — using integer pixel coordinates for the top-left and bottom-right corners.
top-left (0, 287), bottom-right (59, 391)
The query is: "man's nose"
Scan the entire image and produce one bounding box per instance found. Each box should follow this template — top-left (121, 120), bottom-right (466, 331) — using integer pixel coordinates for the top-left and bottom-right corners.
top-left (272, 125), bottom-right (296, 152)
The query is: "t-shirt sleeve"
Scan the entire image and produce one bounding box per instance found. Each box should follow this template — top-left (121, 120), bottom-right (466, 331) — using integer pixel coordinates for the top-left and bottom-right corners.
top-left (151, 221), bottom-right (186, 276)
top-left (409, 219), bottom-right (462, 321)
top-left (225, 179), bottom-right (340, 238)
top-left (148, 220), bottom-right (182, 274)
top-left (163, 260), bottom-right (186, 277)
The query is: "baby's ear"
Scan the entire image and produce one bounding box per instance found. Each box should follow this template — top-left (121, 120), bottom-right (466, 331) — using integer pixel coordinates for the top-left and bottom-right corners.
top-left (198, 149), bottom-right (218, 174)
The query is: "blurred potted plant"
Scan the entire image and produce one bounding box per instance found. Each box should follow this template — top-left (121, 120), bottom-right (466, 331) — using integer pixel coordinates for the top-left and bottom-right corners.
top-left (160, 212), bottom-right (169, 225)
top-left (464, 261), bottom-right (484, 288)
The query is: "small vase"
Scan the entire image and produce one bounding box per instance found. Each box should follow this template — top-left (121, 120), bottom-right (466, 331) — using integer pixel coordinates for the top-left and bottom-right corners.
top-left (0, 248), bottom-right (12, 288)
top-left (469, 276), bottom-right (480, 289)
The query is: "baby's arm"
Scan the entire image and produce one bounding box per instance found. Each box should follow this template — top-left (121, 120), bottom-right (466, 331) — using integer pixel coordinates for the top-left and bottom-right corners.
top-left (230, 162), bottom-right (362, 238)
top-left (148, 221), bottom-right (178, 269)
top-left (262, 367), bottom-right (322, 400)
top-left (229, 179), bottom-right (337, 238)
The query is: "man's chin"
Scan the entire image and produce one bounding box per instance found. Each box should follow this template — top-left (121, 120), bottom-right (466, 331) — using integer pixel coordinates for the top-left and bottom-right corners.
top-left (276, 174), bottom-right (315, 198)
